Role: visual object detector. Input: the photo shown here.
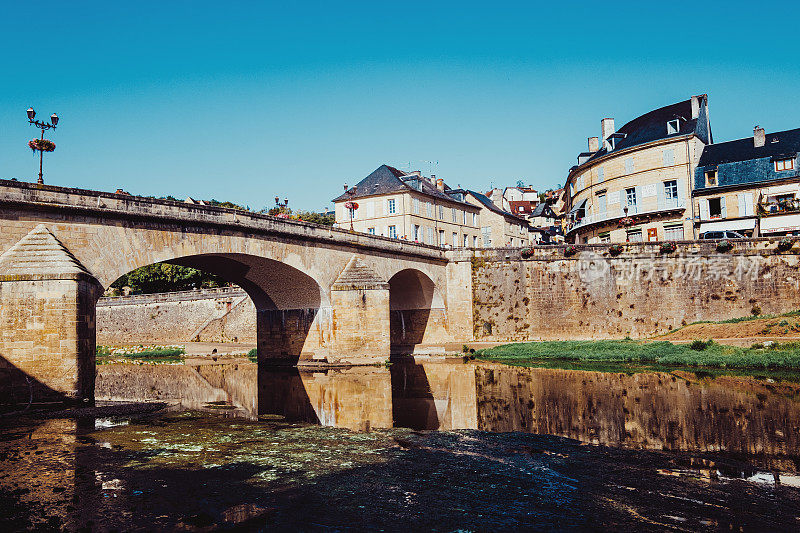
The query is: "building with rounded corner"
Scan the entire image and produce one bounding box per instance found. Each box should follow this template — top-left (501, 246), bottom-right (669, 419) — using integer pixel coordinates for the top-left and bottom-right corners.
top-left (564, 95), bottom-right (712, 243)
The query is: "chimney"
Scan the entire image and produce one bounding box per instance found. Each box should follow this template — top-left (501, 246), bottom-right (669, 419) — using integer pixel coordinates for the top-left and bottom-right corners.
top-left (436, 178), bottom-right (444, 191)
top-left (754, 126), bottom-right (765, 148)
top-left (430, 174), bottom-right (436, 184)
top-left (588, 136), bottom-right (599, 152)
top-left (601, 118), bottom-right (615, 141)
top-left (411, 170), bottom-right (421, 177)
top-left (690, 95), bottom-right (701, 119)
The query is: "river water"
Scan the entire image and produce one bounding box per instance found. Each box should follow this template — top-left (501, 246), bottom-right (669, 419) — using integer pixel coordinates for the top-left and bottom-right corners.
top-left (2, 359), bottom-right (800, 530)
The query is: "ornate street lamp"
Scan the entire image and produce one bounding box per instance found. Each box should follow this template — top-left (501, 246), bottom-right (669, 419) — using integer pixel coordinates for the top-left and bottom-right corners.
top-left (26, 107), bottom-right (60, 184)
top-left (343, 184), bottom-right (358, 231)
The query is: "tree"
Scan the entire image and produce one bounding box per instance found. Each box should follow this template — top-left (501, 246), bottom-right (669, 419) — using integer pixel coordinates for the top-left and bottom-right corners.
top-left (294, 210), bottom-right (335, 226)
top-left (110, 263), bottom-right (227, 294)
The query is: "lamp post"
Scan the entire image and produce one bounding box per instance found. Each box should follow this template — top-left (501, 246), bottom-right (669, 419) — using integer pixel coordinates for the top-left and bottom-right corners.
top-left (27, 107), bottom-right (59, 184)
top-left (343, 184), bottom-right (358, 231)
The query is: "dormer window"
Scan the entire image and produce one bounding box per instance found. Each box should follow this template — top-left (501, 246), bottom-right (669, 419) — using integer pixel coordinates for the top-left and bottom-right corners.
top-left (667, 119), bottom-right (680, 135)
top-left (776, 158), bottom-right (795, 172)
top-left (705, 169), bottom-right (717, 186)
top-left (605, 138), bottom-right (615, 151)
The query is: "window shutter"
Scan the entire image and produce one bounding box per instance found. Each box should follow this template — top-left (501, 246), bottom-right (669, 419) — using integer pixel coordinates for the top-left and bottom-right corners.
top-left (738, 193), bottom-right (746, 217)
top-left (663, 149), bottom-right (675, 166)
top-left (676, 182), bottom-right (685, 207)
top-left (700, 199), bottom-right (709, 220)
top-left (720, 196), bottom-right (727, 218)
top-left (657, 182), bottom-right (665, 210)
top-left (634, 186), bottom-right (642, 212)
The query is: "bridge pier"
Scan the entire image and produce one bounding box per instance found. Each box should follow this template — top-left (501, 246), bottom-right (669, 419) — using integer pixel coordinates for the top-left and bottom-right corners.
top-left (0, 225), bottom-right (102, 403)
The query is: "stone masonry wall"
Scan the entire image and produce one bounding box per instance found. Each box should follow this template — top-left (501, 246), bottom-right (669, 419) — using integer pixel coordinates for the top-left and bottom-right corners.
top-left (96, 288), bottom-right (256, 344)
top-left (467, 240), bottom-right (800, 340)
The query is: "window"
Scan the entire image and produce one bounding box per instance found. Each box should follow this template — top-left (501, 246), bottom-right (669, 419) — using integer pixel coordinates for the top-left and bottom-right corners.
top-left (463, 211), bottom-right (468, 225)
top-left (599, 232), bottom-right (610, 243)
top-left (413, 198), bottom-right (420, 214)
top-left (776, 158), bottom-right (795, 172)
top-left (413, 225), bottom-right (420, 241)
top-left (705, 170), bottom-right (717, 186)
top-left (738, 193), bottom-right (755, 217)
top-left (667, 119), bottom-right (680, 135)
top-left (576, 175), bottom-right (585, 191)
top-left (388, 225), bottom-right (397, 239)
top-left (625, 187), bottom-right (637, 206)
top-left (439, 230), bottom-right (445, 246)
top-left (367, 227), bottom-right (375, 235)
top-left (663, 149), bottom-right (675, 166)
top-left (624, 158), bottom-right (635, 174)
top-left (627, 229), bottom-right (643, 242)
top-left (596, 193), bottom-right (607, 215)
top-left (664, 224), bottom-right (684, 240)
top-left (426, 202), bottom-right (433, 217)
top-left (708, 197), bottom-right (723, 218)
top-left (452, 208), bottom-right (457, 222)
top-left (597, 167), bottom-right (605, 182)
top-left (365, 201), bottom-right (375, 218)
top-left (438, 205), bottom-right (444, 219)
top-left (473, 235), bottom-right (478, 247)
top-left (428, 227), bottom-right (434, 244)
top-left (664, 180), bottom-right (678, 200)
top-left (452, 232), bottom-right (458, 246)
top-left (472, 212), bottom-right (477, 226)
top-left (387, 199), bottom-right (396, 214)
top-left (482, 226), bottom-right (491, 247)
top-left (463, 234), bottom-right (468, 247)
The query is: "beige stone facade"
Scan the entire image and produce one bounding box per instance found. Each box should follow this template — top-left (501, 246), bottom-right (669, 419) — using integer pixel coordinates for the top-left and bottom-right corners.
top-left (565, 96), bottom-right (711, 243)
top-left (335, 188), bottom-right (481, 247)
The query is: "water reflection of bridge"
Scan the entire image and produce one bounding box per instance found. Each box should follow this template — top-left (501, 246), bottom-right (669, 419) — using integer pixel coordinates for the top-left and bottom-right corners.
top-left (96, 360), bottom-right (800, 461)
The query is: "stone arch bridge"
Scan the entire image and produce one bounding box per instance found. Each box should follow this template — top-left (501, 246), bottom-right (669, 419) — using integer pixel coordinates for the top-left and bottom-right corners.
top-left (0, 180), bottom-right (472, 402)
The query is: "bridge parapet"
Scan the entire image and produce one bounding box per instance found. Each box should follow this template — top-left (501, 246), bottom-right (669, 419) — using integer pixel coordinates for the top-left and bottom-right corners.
top-left (0, 179), bottom-right (446, 261)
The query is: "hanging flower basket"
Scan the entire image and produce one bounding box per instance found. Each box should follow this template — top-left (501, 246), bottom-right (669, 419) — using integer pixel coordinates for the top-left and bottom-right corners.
top-left (344, 201), bottom-right (359, 210)
top-left (28, 139), bottom-right (56, 152)
top-left (659, 241), bottom-right (677, 254)
top-left (520, 247), bottom-right (534, 259)
top-left (716, 239), bottom-right (733, 253)
top-left (619, 216), bottom-right (634, 227)
top-left (608, 244), bottom-right (624, 256)
top-left (563, 244), bottom-right (579, 257)
top-left (778, 237), bottom-right (794, 251)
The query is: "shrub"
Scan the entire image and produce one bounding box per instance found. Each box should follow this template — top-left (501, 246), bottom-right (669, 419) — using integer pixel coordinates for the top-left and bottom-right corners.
top-left (608, 244), bottom-right (624, 256)
top-left (689, 339), bottom-right (712, 351)
top-left (778, 237), bottom-right (794, 251)
top-left (751, 305), bottom-right (762, 316)
top-left (520, 247), bottom-right (534, 259)
top-left (716, 240), bottom-right (733, 253)
top-left (564, 245), bottom-right (579, 257)
top-left (659, 241), bottom-right (677, 254)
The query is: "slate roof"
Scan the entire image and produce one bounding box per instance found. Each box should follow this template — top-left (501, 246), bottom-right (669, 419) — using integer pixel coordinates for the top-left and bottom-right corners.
top-left (698, 128), bottom-right (800, 167)
top-left (530, 203), bottom-right (557, 218)
top-left (464, 190), bottom-right (527, 222)
top-left (332, 164), bottom-right (473, 207)
top-left (581, 98), bottom-right (711, 167)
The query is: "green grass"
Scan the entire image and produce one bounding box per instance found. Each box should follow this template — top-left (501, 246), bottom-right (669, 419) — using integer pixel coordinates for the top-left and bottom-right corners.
top-left (96, 346), bottom-right (185, 364)
top-left (477, 339), bottom-right (800, 370)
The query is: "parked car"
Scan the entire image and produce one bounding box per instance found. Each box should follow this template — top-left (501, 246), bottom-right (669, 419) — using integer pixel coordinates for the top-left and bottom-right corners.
top-left (699, 230), bottom-right (746, 240)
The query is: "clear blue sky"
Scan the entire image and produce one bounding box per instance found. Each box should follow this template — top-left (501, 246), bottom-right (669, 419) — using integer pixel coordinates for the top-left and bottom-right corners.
top-left (2, 1), bottom-right (798, 212)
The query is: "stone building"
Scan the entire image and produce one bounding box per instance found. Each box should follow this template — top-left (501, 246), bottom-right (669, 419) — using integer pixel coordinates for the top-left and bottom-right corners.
top-left (453, 189), bottom-right (530, 248)
top-left (332, 164), bottom-right (481, 247)
top-left (693, 126), bottom-right (800, 237)
top-left (564, 95), bottom-right (712, 243)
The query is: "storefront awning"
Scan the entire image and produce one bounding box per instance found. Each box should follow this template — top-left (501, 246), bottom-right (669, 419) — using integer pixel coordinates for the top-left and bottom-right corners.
top-left (760, 213), bottom-right (800, 234)
top-left (698, 219), bottom-right (756, 232)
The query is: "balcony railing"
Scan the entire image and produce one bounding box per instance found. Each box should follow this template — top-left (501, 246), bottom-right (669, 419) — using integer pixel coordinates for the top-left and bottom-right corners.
top-left (566, 199), bottom-right (686, 234)
top-left (759, 201), bottom-right (800, 216)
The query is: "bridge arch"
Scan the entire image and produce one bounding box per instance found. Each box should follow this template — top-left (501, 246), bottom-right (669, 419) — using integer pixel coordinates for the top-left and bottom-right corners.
top-left (389, 269), bottom-right (448, 354)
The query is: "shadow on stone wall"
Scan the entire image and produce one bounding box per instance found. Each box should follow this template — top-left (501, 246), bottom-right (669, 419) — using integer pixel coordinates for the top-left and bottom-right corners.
top-left (0, 355), bottom-right (71, 411)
